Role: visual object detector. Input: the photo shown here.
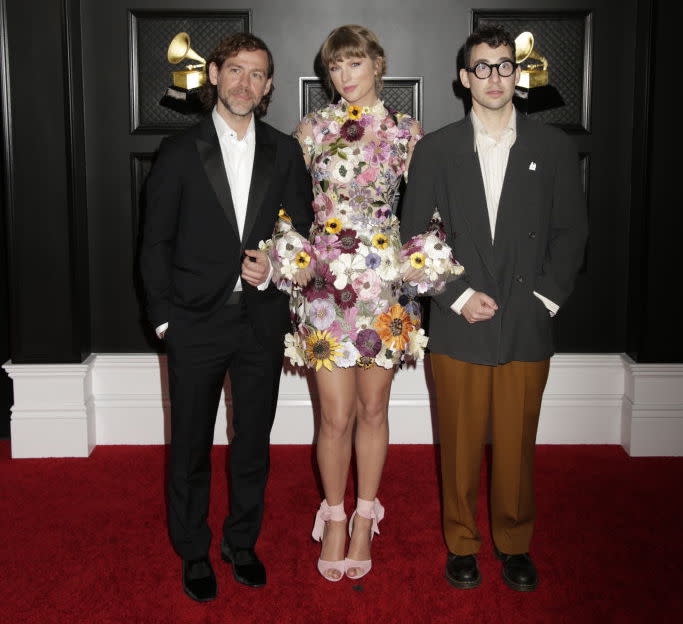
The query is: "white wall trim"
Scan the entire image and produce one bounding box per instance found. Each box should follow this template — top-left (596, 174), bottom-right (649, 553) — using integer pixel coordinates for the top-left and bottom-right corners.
top-left (3, 355), bottom-right (96, 457)
top-left (3, 353), bottom-right (682, 457)
top-left (621, 356), bottom-right (683, 456)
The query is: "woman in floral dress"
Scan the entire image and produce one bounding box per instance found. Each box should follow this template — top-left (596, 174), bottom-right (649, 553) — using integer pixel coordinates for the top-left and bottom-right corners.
top-left (265, 25), bottom-right (459, 582)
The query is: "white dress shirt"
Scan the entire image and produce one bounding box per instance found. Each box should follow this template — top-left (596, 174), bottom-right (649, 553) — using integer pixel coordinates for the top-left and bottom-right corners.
top-left (213, 107), bottom-right (255, 250)
top-left (451, 109), bottom-right (558, 317)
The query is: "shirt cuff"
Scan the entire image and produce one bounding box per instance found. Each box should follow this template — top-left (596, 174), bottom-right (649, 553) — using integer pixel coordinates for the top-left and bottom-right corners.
top-left (451, 288), bottom-right (475, 315)
top-left (256, 256), bottom-right (274, 291)
top-left (155, 322), bottom-right (168, 338)
top-left (533, 291), bottom-right (559, 317)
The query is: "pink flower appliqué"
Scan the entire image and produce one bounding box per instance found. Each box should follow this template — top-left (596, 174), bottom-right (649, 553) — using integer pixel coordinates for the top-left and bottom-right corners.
top-left (309, 298), bottom-right (336, 330)
top-left (313, 234), bottom-right (342, 261)
top-left (356, 165), bottom-right (379, 185)
top-left (313, 193), bottom-right (334, 224)
top-left (352, 270), bottom-right (382, 302)
top-left (315, 120), bottom-right (340, 144)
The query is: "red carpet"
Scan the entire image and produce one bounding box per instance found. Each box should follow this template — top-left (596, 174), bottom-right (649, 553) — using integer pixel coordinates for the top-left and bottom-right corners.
top-left (1, 441), bottom-right (682, 623)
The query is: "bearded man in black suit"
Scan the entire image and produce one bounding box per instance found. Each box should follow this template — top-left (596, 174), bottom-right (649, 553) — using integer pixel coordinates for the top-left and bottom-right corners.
top-left (140, 32), bottom-right (312, 602)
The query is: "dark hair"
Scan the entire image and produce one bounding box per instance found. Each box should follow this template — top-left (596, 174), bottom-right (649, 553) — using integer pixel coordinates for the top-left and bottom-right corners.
top-left (463, 25), bottom-right (516, 67)
top-left (319, 24), bottom-right (386, 95)
top-left (199, 32), bottom-right (274, 117)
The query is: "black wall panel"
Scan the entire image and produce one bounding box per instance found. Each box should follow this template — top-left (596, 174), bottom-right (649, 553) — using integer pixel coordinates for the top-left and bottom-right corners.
top-left (627, 0), bottom-right (682, 362)
top-left (4, 0), bottom-right (90, 363)
top-left (0, 0), bottom-right (11, 435)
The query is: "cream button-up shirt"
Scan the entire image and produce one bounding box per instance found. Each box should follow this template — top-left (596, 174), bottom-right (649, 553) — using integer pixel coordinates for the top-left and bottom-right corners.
top-left (451, 109), bottom-right (558, 317)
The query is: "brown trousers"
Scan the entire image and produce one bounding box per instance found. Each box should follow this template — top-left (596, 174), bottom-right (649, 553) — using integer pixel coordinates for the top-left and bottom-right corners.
top-left (429, 354), bottom-right (550, 556)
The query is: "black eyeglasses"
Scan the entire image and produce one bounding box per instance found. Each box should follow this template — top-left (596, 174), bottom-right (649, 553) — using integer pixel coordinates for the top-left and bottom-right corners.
top-left (465, 61), bottom-right (517, 80)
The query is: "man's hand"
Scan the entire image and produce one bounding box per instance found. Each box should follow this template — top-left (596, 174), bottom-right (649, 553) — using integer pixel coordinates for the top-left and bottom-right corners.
top-left (241, 250), bottom-right (270, 286)
top-left (461, 291), bottom-right (498, 324)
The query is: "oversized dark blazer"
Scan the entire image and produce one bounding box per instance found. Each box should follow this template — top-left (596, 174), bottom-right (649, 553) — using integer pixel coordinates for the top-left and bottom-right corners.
top-left (140, 115), bottom-right (313, 350)
top-left (400, 114), bottom-right (588, 365)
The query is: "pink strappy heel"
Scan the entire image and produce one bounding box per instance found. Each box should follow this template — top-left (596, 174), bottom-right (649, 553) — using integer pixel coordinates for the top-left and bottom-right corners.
top-left (312, 500), bottom-right (347, 581)
top-left (345, 497), bottom-right (385, 579)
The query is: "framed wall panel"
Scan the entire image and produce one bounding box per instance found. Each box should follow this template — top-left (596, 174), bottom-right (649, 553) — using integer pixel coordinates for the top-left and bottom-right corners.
top-left (128, 10), bottom-right (250, 134)
top-left (472, 10), bottom-right (593, 133)
top-left (299, 77), bottom-right (423, 121)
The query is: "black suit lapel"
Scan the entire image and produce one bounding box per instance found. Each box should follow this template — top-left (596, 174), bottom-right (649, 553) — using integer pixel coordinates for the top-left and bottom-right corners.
top-left (494, 120), bottom-right (531, 244)
top-left (450, 122), bottom-right (496, 277)
top-left (195, 117), bottom-right (239, 238)
top-left (242, 121), bottom-right (275, 244)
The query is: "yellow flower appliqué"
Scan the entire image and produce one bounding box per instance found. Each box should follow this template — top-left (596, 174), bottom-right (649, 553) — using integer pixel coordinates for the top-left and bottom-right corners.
top-left (278, 208), bottom-right (292, 223)
top-left (305, 330), bottom-right (341, 371)
top-left (347, 105), bottom-right (363, 120)
top-left (371, 233), bottom-right (389, 250)
top-left (295, 251), bottom-right (311, 268)
top-left (325, 218), bottom-right (342, 234)
top-left (409, 252), bottom-right (426, 269)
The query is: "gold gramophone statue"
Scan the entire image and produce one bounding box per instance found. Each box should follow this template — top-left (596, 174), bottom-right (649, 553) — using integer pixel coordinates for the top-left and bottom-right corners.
top-left (513, 31), bottom-right (564, 114)
top-left (159, 32), bottom-right (206, 114)
top-left (168, 32), bottom-right (206, 90)
top-left (515, 31), bottom-right (548, 90)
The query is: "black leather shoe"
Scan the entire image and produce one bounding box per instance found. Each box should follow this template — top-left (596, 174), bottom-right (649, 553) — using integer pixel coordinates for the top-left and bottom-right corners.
top-left (446, 553), bottom-right (481, 589)
top-left (221, 539), bottom-right (266, 587)
top-left (182, 557), bottom-right (217, 602)
top-left (496, 551), bottom-right (538, 591)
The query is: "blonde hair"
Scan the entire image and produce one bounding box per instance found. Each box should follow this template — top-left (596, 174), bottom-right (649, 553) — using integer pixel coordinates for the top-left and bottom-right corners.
top-left (320, 24), bottom-right (386, 96)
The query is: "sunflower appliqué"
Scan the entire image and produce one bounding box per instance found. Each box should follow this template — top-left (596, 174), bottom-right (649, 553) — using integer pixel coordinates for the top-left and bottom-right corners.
top-left (305, 330), bottom-right (342, 371)
top-left (295, 250), bottom-right (311, 269)
top-left (346, 105), bottom-right (363, 121)
top-left (371, 233), bottom-right (390, 250)
top-left (325, 218), bottom-right (342, 235)
top-left (409, 252), bottom-right (426, 269)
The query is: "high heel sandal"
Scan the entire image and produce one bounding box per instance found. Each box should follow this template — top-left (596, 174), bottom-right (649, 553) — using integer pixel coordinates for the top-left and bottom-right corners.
top-left (312, 499), bottom-right (347, 582)
top-left (345, 497), bottom-right (385, 579)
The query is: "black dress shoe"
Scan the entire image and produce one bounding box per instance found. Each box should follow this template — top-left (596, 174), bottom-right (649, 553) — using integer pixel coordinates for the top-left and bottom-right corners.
top-left (182, 557), bottom-right (217, 602)
top-left (496, 551), bottom-right (538, 591)
top-left (221, 539), bottom-right (266, 587)
top-left (446, 553), bottom-right (481, 589)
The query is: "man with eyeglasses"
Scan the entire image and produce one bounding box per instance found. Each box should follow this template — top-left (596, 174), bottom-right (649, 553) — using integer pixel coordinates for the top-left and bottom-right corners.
top-left (401, 25), bottom-right (587, 591)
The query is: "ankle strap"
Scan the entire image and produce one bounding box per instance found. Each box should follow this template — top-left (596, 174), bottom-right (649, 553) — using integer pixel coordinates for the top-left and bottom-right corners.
top-left (354, 498), bottom-right (385, 536)
top-left (312, 499), bottom-right (346, 542)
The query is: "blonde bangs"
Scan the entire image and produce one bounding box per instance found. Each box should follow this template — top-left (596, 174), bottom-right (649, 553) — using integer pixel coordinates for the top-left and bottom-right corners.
top-left (321, 28), bottom-right (370, 67)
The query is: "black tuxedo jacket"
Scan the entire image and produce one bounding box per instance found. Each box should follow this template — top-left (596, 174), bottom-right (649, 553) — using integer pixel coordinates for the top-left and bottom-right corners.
top-left (140, 115), bottom-right (313, 349)
top-left (401, 114), bottom-right (588, 365)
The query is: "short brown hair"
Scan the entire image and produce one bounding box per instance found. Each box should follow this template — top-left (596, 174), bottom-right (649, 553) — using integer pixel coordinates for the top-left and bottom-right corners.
top-left (320, 25), bottom-right (386, 96)
top-left (199, 32), bottom-right (274, 117)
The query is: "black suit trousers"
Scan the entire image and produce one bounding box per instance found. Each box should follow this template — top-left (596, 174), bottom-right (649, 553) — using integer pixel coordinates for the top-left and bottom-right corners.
top-left (165, 302), bottom-right (284, 560)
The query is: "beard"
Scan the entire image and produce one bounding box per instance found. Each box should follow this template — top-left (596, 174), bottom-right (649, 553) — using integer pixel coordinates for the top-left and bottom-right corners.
top-left (219, 87), bottom-right (259, 117)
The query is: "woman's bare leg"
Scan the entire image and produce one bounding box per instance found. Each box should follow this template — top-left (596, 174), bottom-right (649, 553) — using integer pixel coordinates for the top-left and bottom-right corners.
top-left (314, 367), bottom-right (357, 579)
top-left (346, 365), bottom-right (394, 577)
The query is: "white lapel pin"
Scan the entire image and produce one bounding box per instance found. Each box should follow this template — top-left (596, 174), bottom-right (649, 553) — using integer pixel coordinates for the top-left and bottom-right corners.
top-left (529, 161), bottom-right (537, 171)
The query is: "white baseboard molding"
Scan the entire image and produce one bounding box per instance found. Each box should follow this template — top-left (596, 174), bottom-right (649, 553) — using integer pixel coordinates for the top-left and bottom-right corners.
top-left (621, 357), bottom-right (683, 456)
top-left (3, 353), bottom-right (682, 457)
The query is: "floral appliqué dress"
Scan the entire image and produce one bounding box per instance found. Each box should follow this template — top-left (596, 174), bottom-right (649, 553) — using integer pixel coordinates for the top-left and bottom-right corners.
top-left (263, 100), bottom-right (461, 371)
